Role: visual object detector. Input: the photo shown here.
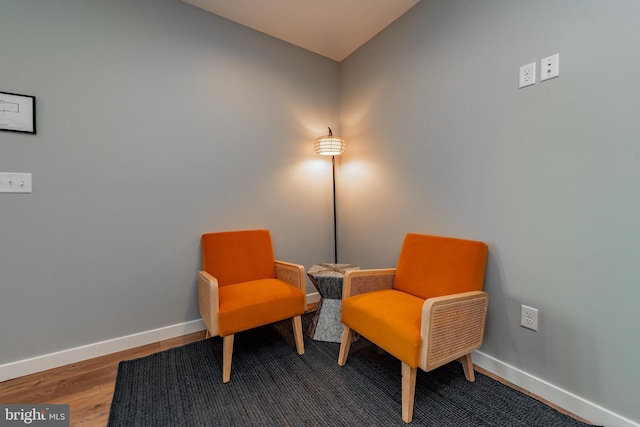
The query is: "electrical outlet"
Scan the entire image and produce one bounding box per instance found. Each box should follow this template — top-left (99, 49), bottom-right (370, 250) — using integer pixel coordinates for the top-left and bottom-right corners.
top-left (519, 62), bottom-right (536, 88)
top-left (520, 304), bottom-right (539, 331)
top-left (0, 172), bottom-right (32, 193)
top-left (540, 53), bottom-right (559, 81)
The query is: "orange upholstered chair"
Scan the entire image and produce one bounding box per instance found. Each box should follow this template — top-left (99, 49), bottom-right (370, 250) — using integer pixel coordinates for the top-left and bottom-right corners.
top-left (338, 233), bottom-right (489, 423)
top-left (198, 229), bottom-right (306, 383)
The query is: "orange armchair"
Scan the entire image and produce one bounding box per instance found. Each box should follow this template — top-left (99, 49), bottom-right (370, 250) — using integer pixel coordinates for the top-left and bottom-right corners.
top-left (198, 229), bottom-right (306, 383)
top-left (338, 233), bottom-right (489, 423)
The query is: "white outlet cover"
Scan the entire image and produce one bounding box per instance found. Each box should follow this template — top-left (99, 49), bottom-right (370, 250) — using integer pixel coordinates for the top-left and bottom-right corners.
top-left (519, 62), bottom-right (536, 88)
top-left (0, 172), bottom-right (32, 193)
top-left (540, 53), bottom-right (559, 81)
top-left (520, 304), bottom-right (539, 331)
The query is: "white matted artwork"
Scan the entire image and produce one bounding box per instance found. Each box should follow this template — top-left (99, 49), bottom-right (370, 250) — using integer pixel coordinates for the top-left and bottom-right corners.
top-left (0, 91), bottom-right (36, 134)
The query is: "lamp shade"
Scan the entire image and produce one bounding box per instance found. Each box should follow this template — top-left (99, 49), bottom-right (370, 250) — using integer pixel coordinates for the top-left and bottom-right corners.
top-left (314, 127), bottom-right (346, 156)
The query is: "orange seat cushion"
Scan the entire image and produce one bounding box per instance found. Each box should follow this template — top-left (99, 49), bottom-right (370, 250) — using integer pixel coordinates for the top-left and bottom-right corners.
top-left (394, 234), bottom-right (488, 300)
top-left (218, 278), bottom-right (305, 336)
top-left (202, 230), bottom-right (276, 287)
top-left (341, 289), bottom-right (424, 368)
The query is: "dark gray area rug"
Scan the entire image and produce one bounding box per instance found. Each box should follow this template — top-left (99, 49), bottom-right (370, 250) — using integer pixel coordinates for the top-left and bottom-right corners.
top-left (108, 315), bottom-right (597, 426)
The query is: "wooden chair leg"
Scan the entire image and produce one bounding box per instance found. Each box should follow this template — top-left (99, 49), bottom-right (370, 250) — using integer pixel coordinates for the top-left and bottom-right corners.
top-left (459, 354), bottom-right (475, 382)
top-left (337, 326), bottom-right (354, 366)
top-left (222, 334), bottom-right (234, 383)
top-left (292, 315), bottom-right (304, 355)
top-left (401, 362), bottom-right (417, 423)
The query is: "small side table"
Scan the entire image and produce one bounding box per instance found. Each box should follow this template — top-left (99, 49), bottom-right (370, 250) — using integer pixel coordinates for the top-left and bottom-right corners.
top-left (307, 263), bottom-right (359, 343)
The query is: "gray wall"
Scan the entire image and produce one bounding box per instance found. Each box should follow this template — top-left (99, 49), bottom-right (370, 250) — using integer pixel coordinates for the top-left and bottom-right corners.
top-left (339, 0), bottom-right (640, 423)
top-left (2, 0), bottom-right (639, 424)
top-left (0, 0), bottom-right (339, 363)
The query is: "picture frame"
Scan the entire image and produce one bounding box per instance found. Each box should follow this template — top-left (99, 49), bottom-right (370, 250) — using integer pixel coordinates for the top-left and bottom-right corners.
top-left (0, 91), bottom-right (36, 134)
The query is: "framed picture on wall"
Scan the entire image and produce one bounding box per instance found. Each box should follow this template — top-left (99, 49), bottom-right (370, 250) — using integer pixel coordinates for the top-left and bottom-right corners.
top-left (0, 91), bottom-right (36, 134)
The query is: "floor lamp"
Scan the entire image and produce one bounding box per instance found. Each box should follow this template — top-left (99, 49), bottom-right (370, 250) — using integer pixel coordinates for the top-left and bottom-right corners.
top-left (314, 127), bottom-right (346, 264)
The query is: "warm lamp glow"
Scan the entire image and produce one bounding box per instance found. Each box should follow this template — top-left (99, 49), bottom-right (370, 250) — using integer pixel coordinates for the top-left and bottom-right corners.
top-left (314, 127), bottom-right (346, 156)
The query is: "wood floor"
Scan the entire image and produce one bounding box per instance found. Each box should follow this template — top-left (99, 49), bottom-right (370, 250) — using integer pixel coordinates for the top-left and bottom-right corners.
top-left (0, 331), bottom-right (207, 426)
top-left (0, 311), bottom-right (593, 426)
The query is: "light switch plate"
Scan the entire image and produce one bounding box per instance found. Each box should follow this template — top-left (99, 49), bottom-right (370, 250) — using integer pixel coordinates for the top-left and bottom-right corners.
top-left (0, 172), bottom-right (32, 193)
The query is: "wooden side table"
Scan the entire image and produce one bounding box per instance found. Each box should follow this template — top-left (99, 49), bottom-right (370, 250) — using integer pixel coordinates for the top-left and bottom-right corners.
top-left (307, 263), bottom-right (359, 343)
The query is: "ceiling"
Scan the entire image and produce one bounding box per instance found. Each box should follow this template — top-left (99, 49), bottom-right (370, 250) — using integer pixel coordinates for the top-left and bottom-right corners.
top-left (181, 0), bottom-right (421, 62)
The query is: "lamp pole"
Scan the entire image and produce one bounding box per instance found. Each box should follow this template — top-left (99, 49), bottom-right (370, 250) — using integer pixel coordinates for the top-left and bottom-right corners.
top-left (332, 154), bottom-right (338, 264)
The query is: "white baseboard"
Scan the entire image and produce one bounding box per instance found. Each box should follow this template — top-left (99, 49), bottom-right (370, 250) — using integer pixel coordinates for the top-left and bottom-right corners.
top-left (0, 319), bottom-right (206, 382)
top-left (473, 351), bottom-right (639, 427)
top-left (1, 292), bottom-right (321, 382)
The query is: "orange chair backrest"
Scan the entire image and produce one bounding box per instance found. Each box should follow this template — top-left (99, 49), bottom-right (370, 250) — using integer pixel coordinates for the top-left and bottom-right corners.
top-left (201, 229), bottom-right (276, 287)
top-left (393, 233), bottom-right (488, 300)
